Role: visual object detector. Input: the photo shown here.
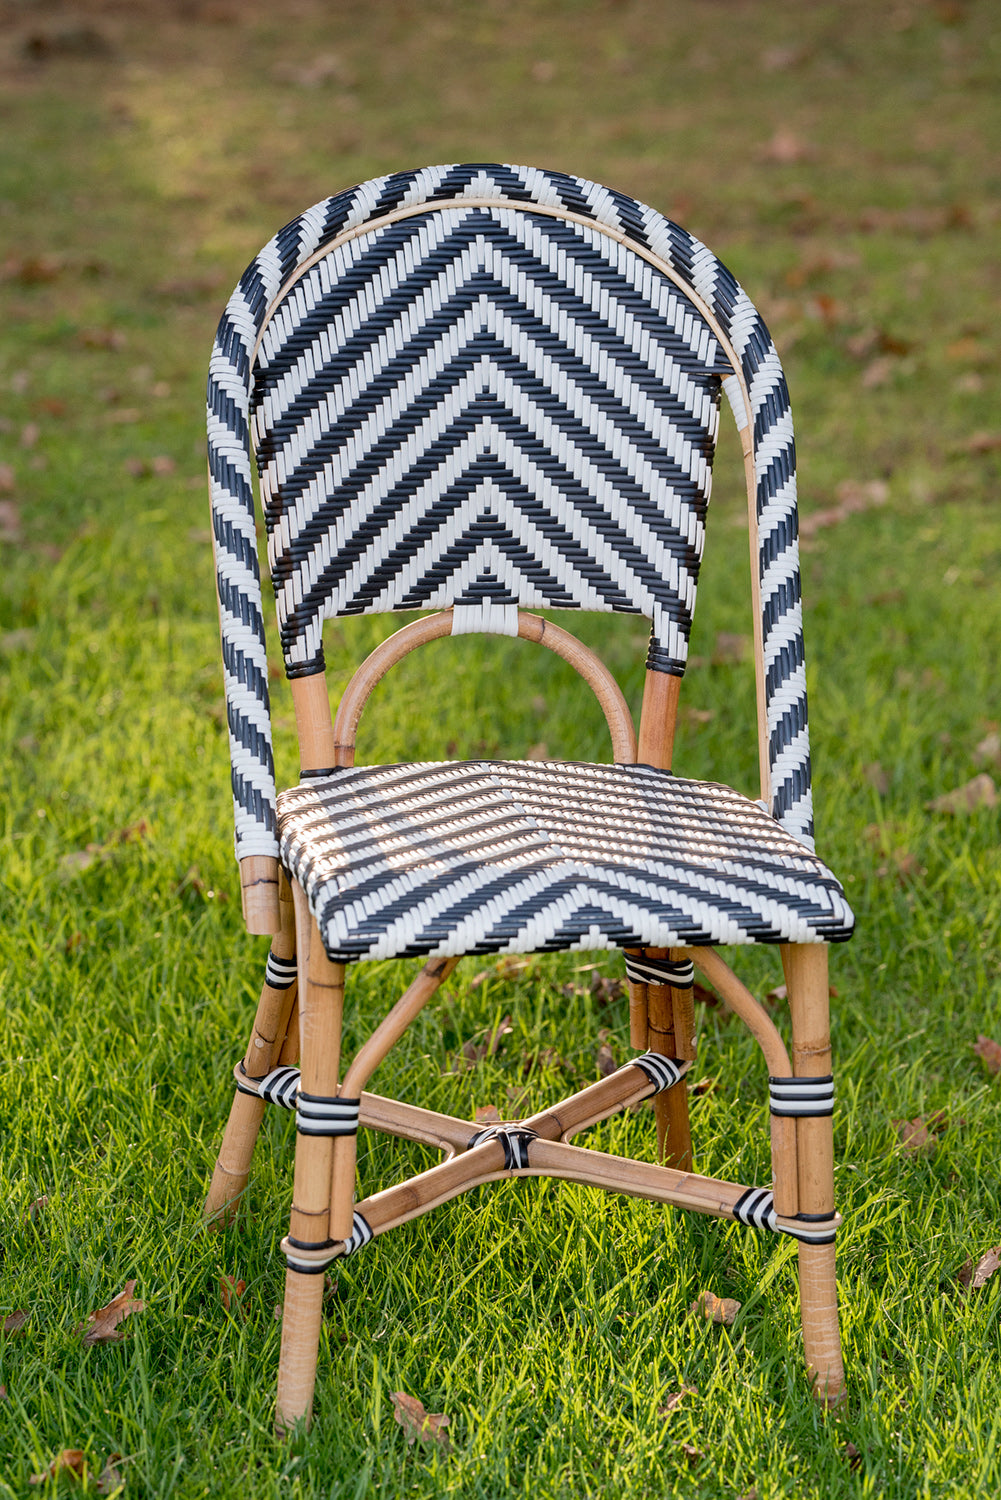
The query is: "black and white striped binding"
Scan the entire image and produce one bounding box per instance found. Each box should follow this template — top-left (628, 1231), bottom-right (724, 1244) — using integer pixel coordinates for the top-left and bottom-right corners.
top-left (630, 1051), bottom-right (685, 1093)
top-left (732, 1188), bottom-right (837, 1245)
top-left (264, 951), bottom-right (297, 990)
top-left (768, 1075), bottom-right (834, 1118)
top-left (296, 1091), bottom-right (361, 1137)
top-left (341, 1212), bottom-right (374, 1257)
top-left (469, 1123), bottom-right (538, 1171)
top-left (624, 954), bottom-right (695, 988)
top-left (236, 1063), bottom-right (300, 1109)
top-left (208, 164), bottom-right (815, 865)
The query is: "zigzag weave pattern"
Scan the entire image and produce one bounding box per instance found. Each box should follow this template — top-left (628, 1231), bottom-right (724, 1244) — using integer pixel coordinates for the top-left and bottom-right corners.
top-left (208, 164), bottom-right (813, 859)
top-left (277, 760), bottom-right (852, 965)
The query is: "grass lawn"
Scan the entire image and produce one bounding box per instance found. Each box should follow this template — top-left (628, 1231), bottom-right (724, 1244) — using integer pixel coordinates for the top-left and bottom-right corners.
top-left (2, 1), bottom-right (1001, 1495)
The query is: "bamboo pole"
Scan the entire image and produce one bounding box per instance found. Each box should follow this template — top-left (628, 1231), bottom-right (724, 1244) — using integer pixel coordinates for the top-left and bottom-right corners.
top-left (276, 891), bottom-right (345, 1434)
top-left (291, 670), bottom-right (337, 774)
top-left (782, 943), bottom-right (845, 1407)
top-left (204, 872), bottom-right (298, 1224)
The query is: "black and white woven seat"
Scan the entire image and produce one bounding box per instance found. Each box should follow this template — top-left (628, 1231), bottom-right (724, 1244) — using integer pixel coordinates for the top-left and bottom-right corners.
top-left (201, 164), bottom-right (853, 1432)
top-left (278, 760), bottom-right (852, 962)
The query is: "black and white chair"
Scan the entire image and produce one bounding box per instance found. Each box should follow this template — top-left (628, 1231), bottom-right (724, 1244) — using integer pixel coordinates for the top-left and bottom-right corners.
top-left (202, 163), bottom-right (853, 1429)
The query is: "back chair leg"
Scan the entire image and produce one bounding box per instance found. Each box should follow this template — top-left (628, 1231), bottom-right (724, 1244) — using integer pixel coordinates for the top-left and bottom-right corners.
top-left (276, 898), bottom-right (346, 1434)
top-left (204, 875), bottom-right (298, 1225)
top-left (646, 948), bottom-right (694, 1171)
top-left (782, 943), bottom-right (846, 1407)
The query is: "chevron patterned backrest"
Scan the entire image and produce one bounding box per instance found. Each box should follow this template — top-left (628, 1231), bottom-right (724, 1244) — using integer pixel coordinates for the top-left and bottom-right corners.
top-left (208, 164), bottom-right (813, 865)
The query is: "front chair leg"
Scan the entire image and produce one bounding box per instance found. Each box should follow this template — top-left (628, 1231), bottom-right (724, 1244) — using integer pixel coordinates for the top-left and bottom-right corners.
top-left (782, 942), bottom-right (846, 1407)
top-left (276, 900), bottom-right (346, 1435)
top-left (204, 874), bottom-right (298, 1225)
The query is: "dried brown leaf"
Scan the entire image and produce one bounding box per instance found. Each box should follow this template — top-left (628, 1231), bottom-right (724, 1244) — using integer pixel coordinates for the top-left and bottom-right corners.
top-left (973, 1035), bottom-right (1001, 1075)
top-left (0, 463), bottom-right (14, 494)
top-left (474, 1104), bottom-right (502, 1125)
top-left (2, 1309), bottom-right (29, 1336)
top-left (391, 1390), bottom-right (451, 1449)
top-left (0, 1384), bottom-right (6, 1401)
top-left (894, 1117), bottom-right (933, 1152)
top-left (96, 1454), bottom-right (125, 1495)
top-left (691, 1290), bottom-right (741, 1324)
top-left (687, 1075), bottom-right (716, 1097)
top-left (77, 1280), bottom-right (145, 1344)
top-left (0, 498), bottom-right (22, 540)
top-left (974, 731), bottom-right (1001, 766)
top-left (965, 431), bottom-right (1001, 454)
top-left (658, 1383), bottom-right (697, 1415)
top-left (863, 762), bottom-right (890, 795)
top-left (969, 1246), bottom-right (1001, 1289)
top-left (681, 1442), bottom-right (705, 1465)
top-left (844, 1442), bottom-right (863, 1471)
top-left (762, 128), bottom-right (813, 163)
top-left (219, 1275), bottom-right (246, 1313)
top-left (595, 1039), bottom-right (617, 1078)
top-left (27, 1194), bottom-right (48, 1223)
top-left (29, 1450), bottom-right (88, 1485)
top-left (711, 631), bottom-right (749, 666)
top-left (927, 774), bottom-right (997, 814)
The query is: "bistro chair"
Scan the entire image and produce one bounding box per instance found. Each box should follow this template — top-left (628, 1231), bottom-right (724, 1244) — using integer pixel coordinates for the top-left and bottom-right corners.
top-left (202, 163), bottom-right (854, 1430)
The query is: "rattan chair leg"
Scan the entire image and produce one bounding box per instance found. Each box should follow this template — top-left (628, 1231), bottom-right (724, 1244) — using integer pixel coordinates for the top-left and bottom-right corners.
top-left (276, 898), bottom-right (346, 1434)
top-left (645, 949), bottom-right (693, 1170)
top-left (782, 943), bottom-right (845, 1407)
top-left (204, 876), bottom-right (298, 1225)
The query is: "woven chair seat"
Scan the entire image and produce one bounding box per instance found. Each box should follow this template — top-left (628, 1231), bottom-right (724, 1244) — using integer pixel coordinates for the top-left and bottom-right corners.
top-left (278, 759), bottom-right (854, 963)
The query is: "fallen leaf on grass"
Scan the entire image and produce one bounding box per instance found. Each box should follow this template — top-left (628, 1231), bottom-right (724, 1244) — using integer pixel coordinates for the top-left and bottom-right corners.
top-left (690, 1290), bottom-right (741, 1325)
top-left (391, 1390), bottom-right (450, 1449)
top-left (974, 731), bottom-right (1001, 766)
top-left (3, 1310), bottom-right (29, 1336)
top-left (77, 1280), bottom-right (145, 1344)
top-left (29, 1450), bottom-right (88, 1485)
top-left (711, 631), bottom-right (749, 665)
top-left (927, 774), bottom-right (997, 814)
top-left (893, 1117), bottom-right (934, 1152)
top-left (0, 498), bottom-right (21, 540)
top-left (800, 479), bottom-right (889, 538)
top-left (474, 1104), bottom-right (502, 1125)
top-left (27, 1195), bottom-right (48, 1224)
top-left (964, 431), bottom-right (1001, 454)
top-left (97, 1454), bottom-right (124, 1495)
top-left (957, 1246), bottom-right (1001, 1291)
top-left (863, 761), bottom-right (890, 795)
top-left (681, 1442), bottom-right (705, 1465)
top-left (0, 463), bottom-right (14, 494)
top-left (0, 1384), bottom-right (6, 1401)
top-left (687, 1076), bottom-right (716, 1097)
top-left (596, 1031), bottom-right (617, 1078)
top-left (844, 1442), bottom-right (863, 1471)
top-left (973, 1035), bottom-right (1001, 1075)
top-left (762, 128), bottom-right (813, 163)
top-left (658, 1384), bottom-right (697, 1415)
top-left (219, 1275), bottom-right (246, 1314)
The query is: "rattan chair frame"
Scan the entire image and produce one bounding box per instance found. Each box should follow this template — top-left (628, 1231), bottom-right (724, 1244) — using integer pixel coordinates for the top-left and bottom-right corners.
top-left (202, 165), bottom-right (849, 1431)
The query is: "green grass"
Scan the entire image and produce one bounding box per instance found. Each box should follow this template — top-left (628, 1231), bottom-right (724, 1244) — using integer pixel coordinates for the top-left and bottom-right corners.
top-left (2, 1), bottom-right (1001, 1495)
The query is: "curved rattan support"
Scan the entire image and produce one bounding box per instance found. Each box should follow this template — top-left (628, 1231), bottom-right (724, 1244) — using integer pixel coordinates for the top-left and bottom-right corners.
top-left (682, 944), bottom-right (800, 1217)
top-left (331, 610), bottom-right (637, 768)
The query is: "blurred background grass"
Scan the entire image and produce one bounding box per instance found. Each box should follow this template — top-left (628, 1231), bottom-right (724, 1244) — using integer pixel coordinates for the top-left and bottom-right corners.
top-left (1, 2), bottom-right (1000, 1496)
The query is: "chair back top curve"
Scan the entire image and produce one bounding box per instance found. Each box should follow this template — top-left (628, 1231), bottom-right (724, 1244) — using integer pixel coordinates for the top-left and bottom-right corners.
top-left (208, 163), bottom-right (813, 868)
